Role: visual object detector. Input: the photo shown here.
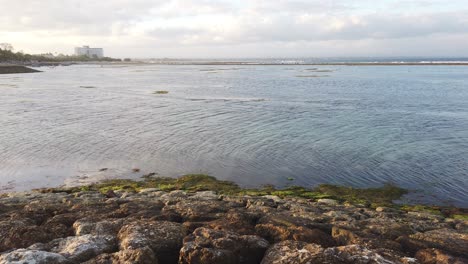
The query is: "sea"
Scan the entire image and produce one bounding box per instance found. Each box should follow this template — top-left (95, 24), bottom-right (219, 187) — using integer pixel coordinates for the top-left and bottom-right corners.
top-left (1, 58), bottom-right (467, 207)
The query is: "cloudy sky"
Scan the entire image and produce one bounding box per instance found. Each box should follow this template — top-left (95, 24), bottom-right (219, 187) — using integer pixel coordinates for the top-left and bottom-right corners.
top-left (1, 0), bottom-right (467, 58)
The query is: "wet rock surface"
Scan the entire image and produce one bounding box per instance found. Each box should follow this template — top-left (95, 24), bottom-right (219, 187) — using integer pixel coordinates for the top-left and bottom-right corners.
top-left (0, 189), bottom-right (466, 264)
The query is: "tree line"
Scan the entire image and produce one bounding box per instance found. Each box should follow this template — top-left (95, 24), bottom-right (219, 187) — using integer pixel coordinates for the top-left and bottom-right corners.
top-left (0, 43), bottom-right (121, 63)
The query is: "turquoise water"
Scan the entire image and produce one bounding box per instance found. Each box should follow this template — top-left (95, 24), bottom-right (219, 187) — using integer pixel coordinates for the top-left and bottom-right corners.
top-left (0, 64), bottom-right (467, 206)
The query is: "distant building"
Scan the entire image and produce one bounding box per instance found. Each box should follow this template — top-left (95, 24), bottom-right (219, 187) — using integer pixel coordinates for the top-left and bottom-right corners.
top-left (74, 46), bottom-right (104, 58)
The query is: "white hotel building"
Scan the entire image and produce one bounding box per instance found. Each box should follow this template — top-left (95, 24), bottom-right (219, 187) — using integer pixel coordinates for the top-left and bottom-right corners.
top-left (74, 46), bottom-right (104, 58)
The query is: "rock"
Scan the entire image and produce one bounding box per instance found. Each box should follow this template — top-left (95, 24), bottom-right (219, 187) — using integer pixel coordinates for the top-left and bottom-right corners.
top-left (415, 248), bottom-right (468, 264)
top-left (409, 228), bottom-right (468, 257)
top-left (118, 220), bottom-right (186, 263)
top-left (0, 220), bottom-right (64, 252)
top-left (332, 227), bottom-right (361, 245)
top-left (260, 240), bottom-right (324, 264)
top-left (263, 195), bottom-right (283, 203)
top-left (189, 191), bottom-right (219, 200)
top-left (179, 227), bottom-right (269, 264)
top-left (73, 218), bottom-right (124, 236)
top-left (364, 221), bottom-right (414, 240)
top-left (50, 234), bottom-right (117, 262)
top-left (83, 246), bottom-right (158, 264)
top-left (317, 199), bottom-right (339, 205)
top-left (246, 198), bottom-right (277, 208)
top-left (163, 200), bottom-right (228, 222)
top-left (376, 207), bottom-right (400, 213)
top-left (183, 221), bottom-right (208, 233)
top-left (138, 188), bottom-right (160, 194)
top-left (261, 241), bottom-right (398, 264)
top-left (208, 209), bottom-right (260, 235)
top-left (104, 190), bottom-right (117, 198)
top-left (161, 190), bottom-right (187, 200)
top-left (322, 244), bottom-right (399, 264)
top-left (454, 221), bottom-right (468, 232)
top-left (0, 249), bottom-right (70, 264)
top-left (407, 212), bottom-right (444, 221)
top-left (256, 214), bottom-right (335, 247)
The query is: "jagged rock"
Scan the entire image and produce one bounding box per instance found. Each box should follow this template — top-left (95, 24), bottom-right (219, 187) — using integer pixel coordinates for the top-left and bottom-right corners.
top-left (118, 220), bottom-right (186, 263)
top-left (364, 221), bottom-right (414, 240)
top-left (332, 227), bottom-right (361, 245)
top-left (189, 191), bottom-right (219, 200)
top-left (0, 219), bottom-right (66, 252)
top-left (317, 199), bottom-right (339, 205)
top-left (407, 212), bottom-right (444, 221)
top-left (160, 190), bottom-right (188, 202)
top-left (184, 221), bottom-right (208, 233)
top-left (0, 249), bottom-right (70, 264)
top-left (262, 195), bottom-right (283, 203)
top-left (163, 200), bottom-right (228, 221)
top-left (260, 240), bottom-right (324, 264)
top-left (261, 241), bottom-right (398, 264)
top-left (83, 246), bottom-right (158, 264)
top-left (322, 245), bottom-right (399, 263)
top-left (409, 229), bottom-right (468, 257)
top-left (138, 188), bottom-right (160, 194)
top-left (376, 207), bottom-right (400, 213)
top-left (73, 218), bottom-right (124, 236)
top-left (49, 235), bottom-right (117, 262)
top-left (179, 227), bottom-right (269, 264)
top-left (247, 198), bottom-right (277, 208)
top-left (0, 186), bottom-right (466, 264)
top-left (114, 200), bottom-right (165, 218)
top-left (208, 209), bottom-right (260, 234)
top-left (454, 221), bottom-right (468, 232)
top-left (415, 248), bottom-right (468, 264)
top-left (256, 214), bottom-right (335, 247)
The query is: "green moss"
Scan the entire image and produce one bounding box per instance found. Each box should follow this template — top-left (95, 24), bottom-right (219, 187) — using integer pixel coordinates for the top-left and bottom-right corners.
top-left (237, 186), bottom-right (334, 200)
top-left (399, 205), bottom-right (444, 216)
top-left (36, 174), bottom-right (444, 212)
top-left (95, 179), bottom-right (144, 193)
top-left (314, 183), bottom-right (408, 207)
top-left (451, 214), bottom-right (468, 220)
top-left (153, 90), bottom-right (169, 94)
top-left (173, 174), bottom-right (240, 194)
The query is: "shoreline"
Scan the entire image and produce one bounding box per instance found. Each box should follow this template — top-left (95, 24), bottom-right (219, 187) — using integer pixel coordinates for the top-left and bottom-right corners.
top-left (0, 65), bottom-right (41, 74)
top-left (0, 174), bottom-right (466, 263)
top-left (4, 61), bottom-right (468, 68)
top-left (145, 62), bottom-right (468, 66)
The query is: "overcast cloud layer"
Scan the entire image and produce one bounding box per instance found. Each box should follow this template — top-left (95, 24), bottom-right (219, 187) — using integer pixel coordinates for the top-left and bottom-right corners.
top-left (1, 0), bottom-right (467, 58)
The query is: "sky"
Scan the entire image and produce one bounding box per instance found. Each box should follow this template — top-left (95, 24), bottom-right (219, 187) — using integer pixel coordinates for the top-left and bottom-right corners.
top-left (1, 0), bottom-right (467, 58)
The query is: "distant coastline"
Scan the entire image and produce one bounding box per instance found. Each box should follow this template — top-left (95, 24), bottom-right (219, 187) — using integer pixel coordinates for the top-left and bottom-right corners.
top-left (147, 62), bottom-right (468, 66)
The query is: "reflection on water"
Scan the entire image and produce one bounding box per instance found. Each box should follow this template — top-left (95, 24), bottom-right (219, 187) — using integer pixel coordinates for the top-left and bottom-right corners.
top-left (0, 64), bottom-right (467, 207)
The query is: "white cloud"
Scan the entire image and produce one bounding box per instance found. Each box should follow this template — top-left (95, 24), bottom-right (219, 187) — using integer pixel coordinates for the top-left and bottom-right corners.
top-left (0, 0), bottom-right (467, 57)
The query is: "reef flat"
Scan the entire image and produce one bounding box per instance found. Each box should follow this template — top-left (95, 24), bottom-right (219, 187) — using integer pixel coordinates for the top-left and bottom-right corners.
top-left (0, 175), bottom-right (466, 263)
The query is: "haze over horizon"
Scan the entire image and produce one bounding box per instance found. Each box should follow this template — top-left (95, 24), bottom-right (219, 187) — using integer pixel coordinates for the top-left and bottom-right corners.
top-left (1, 0), bottom-right (468, 58)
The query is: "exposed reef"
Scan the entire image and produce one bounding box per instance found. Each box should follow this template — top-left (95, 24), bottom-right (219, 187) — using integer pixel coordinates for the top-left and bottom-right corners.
top-left (0, 174), bottom-right (466, 263)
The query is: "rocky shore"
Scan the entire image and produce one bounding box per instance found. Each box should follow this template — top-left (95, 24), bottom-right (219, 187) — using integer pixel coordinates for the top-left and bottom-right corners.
top-left (0, 175), bottom-right (466, 264)
top-left (0, 65), bottom-right (40, 74)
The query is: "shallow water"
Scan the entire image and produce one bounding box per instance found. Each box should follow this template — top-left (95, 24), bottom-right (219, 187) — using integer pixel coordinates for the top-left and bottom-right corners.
top-left (0, 64), bottom-right (467, 207)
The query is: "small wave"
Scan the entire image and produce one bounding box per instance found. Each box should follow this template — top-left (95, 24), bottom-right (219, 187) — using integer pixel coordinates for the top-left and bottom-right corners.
top-left (296, 75), bottom-right (330, 78)
top-left (0, 84), bottom-right (19, 88)
top-left (187, 97), bottom-right (267, 103)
